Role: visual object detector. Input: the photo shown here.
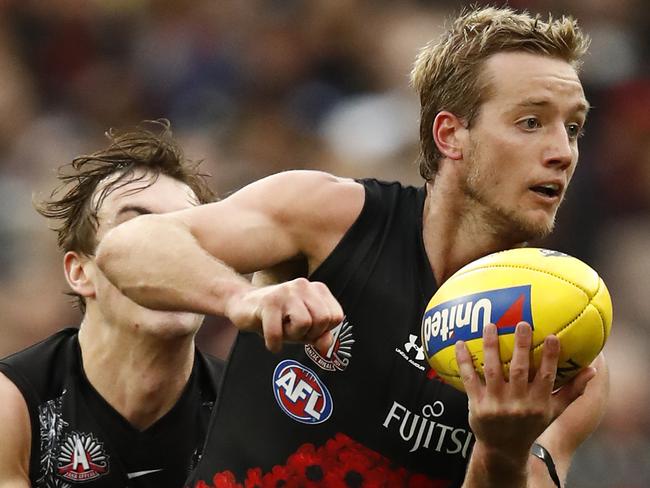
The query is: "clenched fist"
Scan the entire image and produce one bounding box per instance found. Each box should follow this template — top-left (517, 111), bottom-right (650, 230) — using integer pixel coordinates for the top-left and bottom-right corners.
top-left (224, 278), bottom-right (344, 353)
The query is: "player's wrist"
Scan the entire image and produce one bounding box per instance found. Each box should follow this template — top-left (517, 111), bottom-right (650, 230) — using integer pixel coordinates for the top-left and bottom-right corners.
top-left (215, 276), bottom-right (256, 317)
top-left (530, 442), bottom-right (562, 488)
top-left (470, 440), bottom-right (529, 483)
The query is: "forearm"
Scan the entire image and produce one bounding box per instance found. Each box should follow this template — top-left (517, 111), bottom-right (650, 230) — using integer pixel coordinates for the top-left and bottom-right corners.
top-left (96, 214), bottom-right (253, 316)
top-left (463, 443), bottom-right (566, 488)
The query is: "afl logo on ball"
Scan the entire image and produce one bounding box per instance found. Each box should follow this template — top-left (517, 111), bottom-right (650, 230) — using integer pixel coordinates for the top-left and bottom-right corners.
top-left (273, 360), bottom-right (333, 424)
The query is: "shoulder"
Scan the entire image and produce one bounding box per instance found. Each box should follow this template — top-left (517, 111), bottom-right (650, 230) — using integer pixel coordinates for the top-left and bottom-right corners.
top-left (225, 170), bottom-right (365, 222)
top-left (0, 328), bottom-right (78, 408)
top-left (0, 372), bottom-right (31, 484)
top-left (221, 170), bottom-right (367, 268)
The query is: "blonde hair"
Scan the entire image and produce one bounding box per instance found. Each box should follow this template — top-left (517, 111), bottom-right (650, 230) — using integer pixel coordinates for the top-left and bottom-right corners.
top-left (411, 6), bottom-right (590, 180)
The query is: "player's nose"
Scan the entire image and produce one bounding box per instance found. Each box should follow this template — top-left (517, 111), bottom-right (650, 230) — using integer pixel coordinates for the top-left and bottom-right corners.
top-left (543, 125), bottom-right (573, 170)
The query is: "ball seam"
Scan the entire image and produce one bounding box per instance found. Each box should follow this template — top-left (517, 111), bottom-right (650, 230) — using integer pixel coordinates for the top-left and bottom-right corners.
top-left (590, 278), bottom-right (608, 341)
top-left (455, 264), bottom-right (594, 298)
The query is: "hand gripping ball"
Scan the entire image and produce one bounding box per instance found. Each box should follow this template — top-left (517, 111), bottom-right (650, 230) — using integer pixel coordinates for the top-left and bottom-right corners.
top-left (421, 248), bottom-right (613, 392)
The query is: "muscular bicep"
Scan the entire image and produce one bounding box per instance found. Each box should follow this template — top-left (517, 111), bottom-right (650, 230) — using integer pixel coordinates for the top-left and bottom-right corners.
top-left (0, 373), bottom-right (31, 487)
top-left (173, 171), bottom-right (365, 274)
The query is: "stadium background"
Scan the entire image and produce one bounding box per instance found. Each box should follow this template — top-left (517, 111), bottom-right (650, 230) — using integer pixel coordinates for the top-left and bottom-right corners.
top-left (0, 0), bottom-right (647, 485)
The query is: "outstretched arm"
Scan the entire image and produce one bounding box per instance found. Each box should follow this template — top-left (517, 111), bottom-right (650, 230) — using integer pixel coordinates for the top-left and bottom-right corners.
top-left (458, 323), bottom-right (607, 488)
top-left (96, 170), bottom-right (365, 352)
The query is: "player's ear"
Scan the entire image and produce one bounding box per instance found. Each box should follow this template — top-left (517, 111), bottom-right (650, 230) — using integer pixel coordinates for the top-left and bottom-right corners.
top-left (432, 111), bottom-right (466, 161)
top-left (63, 251), bottom-right (96, 298)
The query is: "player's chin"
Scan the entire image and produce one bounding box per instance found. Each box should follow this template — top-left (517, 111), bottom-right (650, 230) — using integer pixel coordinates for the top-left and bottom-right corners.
top-left (513, 212), bottom-right (556, 242)
top-left (136, 311), bottom-right (205, 338)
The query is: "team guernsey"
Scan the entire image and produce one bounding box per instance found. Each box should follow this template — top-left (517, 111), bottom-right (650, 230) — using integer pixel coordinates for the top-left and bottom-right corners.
top-left (189, 179), bottom-right (472, 487)
top-left (0, 328), bottom-right (223, 488)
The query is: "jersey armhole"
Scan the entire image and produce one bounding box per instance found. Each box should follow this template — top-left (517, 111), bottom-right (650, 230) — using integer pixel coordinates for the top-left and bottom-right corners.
top-left (309, 178), bottom-right (379, 281)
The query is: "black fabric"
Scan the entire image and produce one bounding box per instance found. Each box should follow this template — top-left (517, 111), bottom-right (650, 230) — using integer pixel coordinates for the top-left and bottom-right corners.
top-left (0, 328), bottom-right (222, 488)
top-left (189, 179), bottom-right (472, 487)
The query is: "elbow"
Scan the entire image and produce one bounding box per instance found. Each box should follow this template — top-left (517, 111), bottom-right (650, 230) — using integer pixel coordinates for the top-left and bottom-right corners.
top-left (95, 214), bottom-right (166, 283)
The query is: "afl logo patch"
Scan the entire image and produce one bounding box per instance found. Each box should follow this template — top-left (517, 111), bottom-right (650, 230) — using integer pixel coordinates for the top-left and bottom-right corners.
top-left (273, 360), bottom-right (333, 424)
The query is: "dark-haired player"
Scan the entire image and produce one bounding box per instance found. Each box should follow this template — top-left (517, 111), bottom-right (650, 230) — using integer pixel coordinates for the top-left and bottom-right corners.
top-left (0, 121), bottom-right (223, 487)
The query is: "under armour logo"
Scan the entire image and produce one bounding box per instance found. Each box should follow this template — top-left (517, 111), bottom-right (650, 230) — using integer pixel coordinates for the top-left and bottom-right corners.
top-left (404, 334), bottom-right (425, 361)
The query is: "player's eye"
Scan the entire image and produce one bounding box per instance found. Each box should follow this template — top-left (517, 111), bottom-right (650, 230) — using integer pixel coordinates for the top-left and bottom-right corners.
top-left (518, 117), bottom-right (541, 131)
top-left (566, 123), bottom-right (585, 140)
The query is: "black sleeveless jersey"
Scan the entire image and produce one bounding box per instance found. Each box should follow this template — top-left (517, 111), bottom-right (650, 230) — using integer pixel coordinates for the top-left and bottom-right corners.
top-left (0, 328), bottom-right (223, 488)
top-left (189, 179), bottom-right (472, 487)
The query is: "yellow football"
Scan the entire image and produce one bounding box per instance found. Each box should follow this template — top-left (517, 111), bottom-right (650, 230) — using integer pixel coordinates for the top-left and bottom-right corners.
top-left (421, 248), bottom-right (613, 393)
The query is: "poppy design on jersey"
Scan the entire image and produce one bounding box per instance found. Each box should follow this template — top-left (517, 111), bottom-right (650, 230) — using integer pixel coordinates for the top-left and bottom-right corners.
top-left (57, 432), bottom-right (109, 482)
top-left (272, 359), bottom-right (333, 424)
top-left (305, 318), bottom-right (354, 371)
top-left (195, 433), bottom-right (451, 488)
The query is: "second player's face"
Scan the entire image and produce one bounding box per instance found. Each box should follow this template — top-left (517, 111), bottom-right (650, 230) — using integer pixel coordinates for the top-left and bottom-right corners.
top-left (89, 169), bottom-right (205, 337)
top-left (460, 51), bottom-right (588, 242)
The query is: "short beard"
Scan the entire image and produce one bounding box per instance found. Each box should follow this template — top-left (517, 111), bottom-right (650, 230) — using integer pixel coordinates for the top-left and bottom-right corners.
top-left (461, 140), bottom-right (556, 243)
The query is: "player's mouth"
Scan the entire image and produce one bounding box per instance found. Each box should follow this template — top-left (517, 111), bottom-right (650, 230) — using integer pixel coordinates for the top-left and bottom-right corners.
top-left (529, 181), bottom-right (563, 201)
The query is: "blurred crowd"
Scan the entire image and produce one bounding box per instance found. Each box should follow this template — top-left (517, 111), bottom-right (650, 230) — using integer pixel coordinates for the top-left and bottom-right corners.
top-left (0, 0), bottom-right (648, 486)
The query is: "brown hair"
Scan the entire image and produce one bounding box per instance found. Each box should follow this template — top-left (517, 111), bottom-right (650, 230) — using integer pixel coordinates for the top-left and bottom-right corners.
top-left (411, 6), bottom-right (590, 181)
top-left (36, 119), bottom-right (215, 310)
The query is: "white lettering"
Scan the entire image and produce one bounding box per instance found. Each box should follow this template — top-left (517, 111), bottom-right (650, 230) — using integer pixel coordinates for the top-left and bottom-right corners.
top-left (410, 417), bottom-right (429, 452)
top-left (423, 315), bottom-right (431, 342)
top-left (440, 308), bottom-right (450, 341)
top-left (287, 379), bottom-right (313, 403)
top-left (449, 305), bottom-right (457, 332)
top-left (326, 323), bottom-right (343, 359)
top-left (471, 298), bottom-right (492, 334)
top-left (383, 401), bottom-right (407, 428)
top-left (383, 401), bottom-right (472, 458)
top-left (435, 424), bottom-right (454, 452)
top-left (422, 421), bottom-right (436, 449)
top-left (72, 435), bottom-right (90, 471)
top-left (275, 369), bottom-right (296, 395)
top-left (398, 410), bottom-right (420, 442)
top-left (447, 427), bottom-right (466, 455)
top-left (431, 311), bottom-right (441, 338)
top-left (462, 431), bottom-right (474, 458)
top-left (455, 302), bottom-right (471, 329)
top-left (304, 391), bottom-right (322, 419)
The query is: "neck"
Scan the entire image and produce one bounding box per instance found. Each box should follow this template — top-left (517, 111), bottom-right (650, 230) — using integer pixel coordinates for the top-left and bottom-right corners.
top-left (422, 175), bottom-right (524, 286)
top-left (78, 315), bottom-right (196, 431)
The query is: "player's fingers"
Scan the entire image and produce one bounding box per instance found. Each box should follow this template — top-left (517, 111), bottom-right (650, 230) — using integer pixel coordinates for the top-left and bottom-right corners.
top-left (282, 298), bottom-right (313, 342)
top-left (455, 340), bottom-right (481, 399)
top-left (300, 281), bottom-right (343, 343)
top-left (550, 366), bottom-right (597, 418)
top-left (261, 305), bottom-right (284, 353)
top-left (482, 323), bottom-right (504, 396)
top-left (313, 281), bottom-right (345, 327)
top-left (531, 334), bottom-right (560, 400)
top-left (509, 322), bottom-right (532, 398)
top-left (313, 329), bottom-right (334, 353)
